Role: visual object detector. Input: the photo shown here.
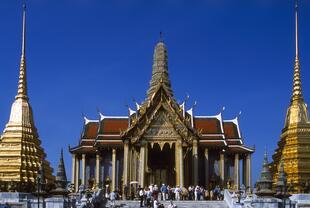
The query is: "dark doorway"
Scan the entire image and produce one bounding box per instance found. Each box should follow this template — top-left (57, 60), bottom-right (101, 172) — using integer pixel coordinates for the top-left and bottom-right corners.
top-left (147, 143), bottom-right (175, 186)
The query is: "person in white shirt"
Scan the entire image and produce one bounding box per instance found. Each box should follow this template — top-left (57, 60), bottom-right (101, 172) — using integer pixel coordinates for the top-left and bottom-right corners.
top-left (153, 199), bottom-right (159, 208)
top-left (139, 188), bottom-right (144, 207)
top-left (174, 186), bottom-right (180, 201)
top-left (194, 185), bottom-right (199, 201)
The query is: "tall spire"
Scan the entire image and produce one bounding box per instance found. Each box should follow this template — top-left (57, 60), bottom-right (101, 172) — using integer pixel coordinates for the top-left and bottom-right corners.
top-left (291, 0), bottom-right (303, 101)
top-left (146, 34), bottom-right (173, 99)
top-left (284, 0), bottom-right (309, 127)
top-left (16, 3), bottom-right (28, 100)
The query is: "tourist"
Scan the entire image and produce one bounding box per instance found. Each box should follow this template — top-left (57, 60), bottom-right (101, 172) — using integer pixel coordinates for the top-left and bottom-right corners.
top-left (153, 198), bottom-right (159, 208)
top-left (160, 184), bottom-right (168, 201)
top-left (110, 191), bottom-right (116, 207)
top-left (188, 185), bottom-right (193, 200)
top-left (181, 186), bottom-right (188, 200)
top-left (146, 188), bottom-right (152, 208)
top-left (204, 188), bottom-right (209, 200)
top-left (153, 185), bottom-right (159, 200)
top-left (220, 188), bottom-right (224, 200)
top-left (174, 185), bottom-right (181, 201)
top-left (167, 200), bottom-right (177, 208)
top-left (210, 189), bottom-right (213, 200)
top-left (194, 185), bottom-right (199, 201)
top-left (139, 187), bottom-right (144, 207)
top-left (167, 185), bottom-right (173, 200)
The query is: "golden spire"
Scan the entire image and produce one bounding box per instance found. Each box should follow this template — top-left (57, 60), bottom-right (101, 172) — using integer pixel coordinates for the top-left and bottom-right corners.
top-left (284, 0), bottom-right (309, 127)
top-left (15, 3), bottom-right (28, 100)
top-left (291, 0), bottom-right (303, 102)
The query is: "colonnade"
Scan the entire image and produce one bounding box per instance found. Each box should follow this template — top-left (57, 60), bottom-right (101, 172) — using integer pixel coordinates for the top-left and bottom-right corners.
top-left (71, 145), bottom-right (252, 194)
top-left (71, 148), bottom-right (119, 192)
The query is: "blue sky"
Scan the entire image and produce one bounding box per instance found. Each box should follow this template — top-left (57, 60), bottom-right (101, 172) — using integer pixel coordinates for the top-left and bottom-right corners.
top-left (0, 0), bottom-right (310, 184)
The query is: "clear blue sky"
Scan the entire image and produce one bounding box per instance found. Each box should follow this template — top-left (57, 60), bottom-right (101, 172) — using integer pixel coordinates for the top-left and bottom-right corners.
top-left (0, 0), bottom-right (310, 184)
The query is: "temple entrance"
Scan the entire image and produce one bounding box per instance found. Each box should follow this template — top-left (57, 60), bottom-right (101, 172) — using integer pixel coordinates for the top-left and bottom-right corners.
top-left (147, 143), bottom-right (175, 186)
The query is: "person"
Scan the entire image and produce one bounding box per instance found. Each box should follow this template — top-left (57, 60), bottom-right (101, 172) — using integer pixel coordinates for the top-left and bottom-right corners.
top-left (105, 185), bottom-right (110, 199)
top-left (146, 188), bottom-right (152, 208)
top-left (160, 184), bottom-right (168, 201)
top-left (139, 187), bottom-right (144, 207)
top-left (153, 198), bottom-right (159, 208)
top-left (167, 185), bottom-right (173, 200)
top-left (110, 191), bottom-right (116, 207)
top-left (167, 200), bottom-right (177, 208)
top-left (188, 185), bottom-right (193, 200)
top-left (174, 185), bottom-right (181, 201)
top-left (194, 185), bottom-right (199, 201)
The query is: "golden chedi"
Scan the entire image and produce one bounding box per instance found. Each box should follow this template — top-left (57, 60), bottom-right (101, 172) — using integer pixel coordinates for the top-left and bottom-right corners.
top-left (270, 1), bottom-right (310, 194)
top-left (0, 5), bottom-right (54, 192)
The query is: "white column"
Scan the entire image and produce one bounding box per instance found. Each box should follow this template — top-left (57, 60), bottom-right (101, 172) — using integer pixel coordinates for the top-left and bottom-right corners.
top-left (220, 152), bottom-right (225, 186)
top-left (204, 148), bottom-right (209, 188)
top-left (112, 148), bottom-right (116, 191)
top-left (123, 141), bottom-right (129, 188)
top-left (82, 154), bottom-right (86, 185)
top-left (139, 143), bottom-right (146, 188)
top-left (234, 154), bottom-right (239, 190)
top-left (193, 139), bottom-right (198, 186)
top-left (246, 154), bottom-right (252, 191)
top-left (71, 154), bottom-right (76, 185)
top-left (75, 155), bottom-right (80, 191)
top-left (96, 153), bottom-right (100, 186)
top-left (179, 142), bottom-right (184, 187)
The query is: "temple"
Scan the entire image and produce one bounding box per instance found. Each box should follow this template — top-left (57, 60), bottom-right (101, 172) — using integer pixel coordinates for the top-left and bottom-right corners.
top-left (270, 0), bottom-right (310, 193)
top-left (0, 5), bottom-right (54, 192)
top-left (69, 38), bottom-right (254, 195)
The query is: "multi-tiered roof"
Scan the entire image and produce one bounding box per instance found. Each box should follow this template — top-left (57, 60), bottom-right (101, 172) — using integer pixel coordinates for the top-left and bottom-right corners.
top-left (70, 38), bottom-right (254, 155)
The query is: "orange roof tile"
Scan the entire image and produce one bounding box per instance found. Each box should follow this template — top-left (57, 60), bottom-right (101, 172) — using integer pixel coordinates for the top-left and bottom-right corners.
top-left (194, 118), bottom-right (222, 134)
top-left (223, 122), bottom-right (239, 138)
top-left (100, 118), bottom-right (128, 134)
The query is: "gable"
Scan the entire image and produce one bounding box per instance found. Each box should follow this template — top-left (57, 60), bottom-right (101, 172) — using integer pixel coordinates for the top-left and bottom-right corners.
top-left (143, 109), bottom-right (180, 140)
top-left (122, 85), bottom-right (198, 144)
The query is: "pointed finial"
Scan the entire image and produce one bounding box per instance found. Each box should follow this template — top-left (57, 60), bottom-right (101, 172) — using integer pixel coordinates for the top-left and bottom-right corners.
top-left (159, 31), bottom-right (163, 42)
top-left (61, 148), bottom-right (64, 159)
top-left (295, 0), bottom-right (299, 59)
top-left (15, 2), bottom-right (28, 100)
top-left (22, 3), bottom-right (26, 56)
top-left (291, 0), bottom-right (303, 101)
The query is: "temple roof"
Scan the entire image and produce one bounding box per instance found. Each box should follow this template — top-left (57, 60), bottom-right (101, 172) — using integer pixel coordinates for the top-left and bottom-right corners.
top-left (70, 39), bottom-right (253, 154)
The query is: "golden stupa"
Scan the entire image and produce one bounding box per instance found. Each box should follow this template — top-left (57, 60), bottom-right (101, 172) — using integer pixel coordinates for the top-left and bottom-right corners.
top-left (271, 1), bottom-right (310, 194)
top-left (0, 5), bottom-right (54, 192)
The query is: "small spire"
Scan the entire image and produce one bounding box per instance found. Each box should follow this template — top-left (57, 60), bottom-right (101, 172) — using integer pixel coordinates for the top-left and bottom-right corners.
top-left (256, 149), bottom-right (274, 197)
top-left (159, 31), bottom-right (164, 42)
top-left (291, 0), bottom-right (303, 101)
top-left (16, 3), bottom-right (28, 100)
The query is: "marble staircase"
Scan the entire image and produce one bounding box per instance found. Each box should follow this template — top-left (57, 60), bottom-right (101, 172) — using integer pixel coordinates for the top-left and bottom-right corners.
top-left (105, 200), bottom-right (229, 208)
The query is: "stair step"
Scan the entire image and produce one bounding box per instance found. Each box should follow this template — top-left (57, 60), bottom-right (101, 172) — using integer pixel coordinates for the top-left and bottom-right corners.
top-left (106, 200), bottom-right (229, 208)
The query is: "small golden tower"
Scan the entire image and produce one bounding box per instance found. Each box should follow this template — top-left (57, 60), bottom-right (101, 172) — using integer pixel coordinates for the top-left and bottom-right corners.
top-left (0, 4), bottom-right (54, 192)
top-left (271, 0), bottom-right (310, 193)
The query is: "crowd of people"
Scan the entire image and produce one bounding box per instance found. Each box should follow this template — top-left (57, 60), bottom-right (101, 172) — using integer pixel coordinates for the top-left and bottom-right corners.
top-left (103, 184), bottom-right (225, 207)
top-left (134, 184), bottom-right (225, 207)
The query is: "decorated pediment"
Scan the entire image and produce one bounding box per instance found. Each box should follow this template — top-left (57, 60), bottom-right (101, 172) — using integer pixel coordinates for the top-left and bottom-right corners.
top-left (122, 85), bottom-right (198, 145)
top-left (144, 110), bottom-right (180, 139)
